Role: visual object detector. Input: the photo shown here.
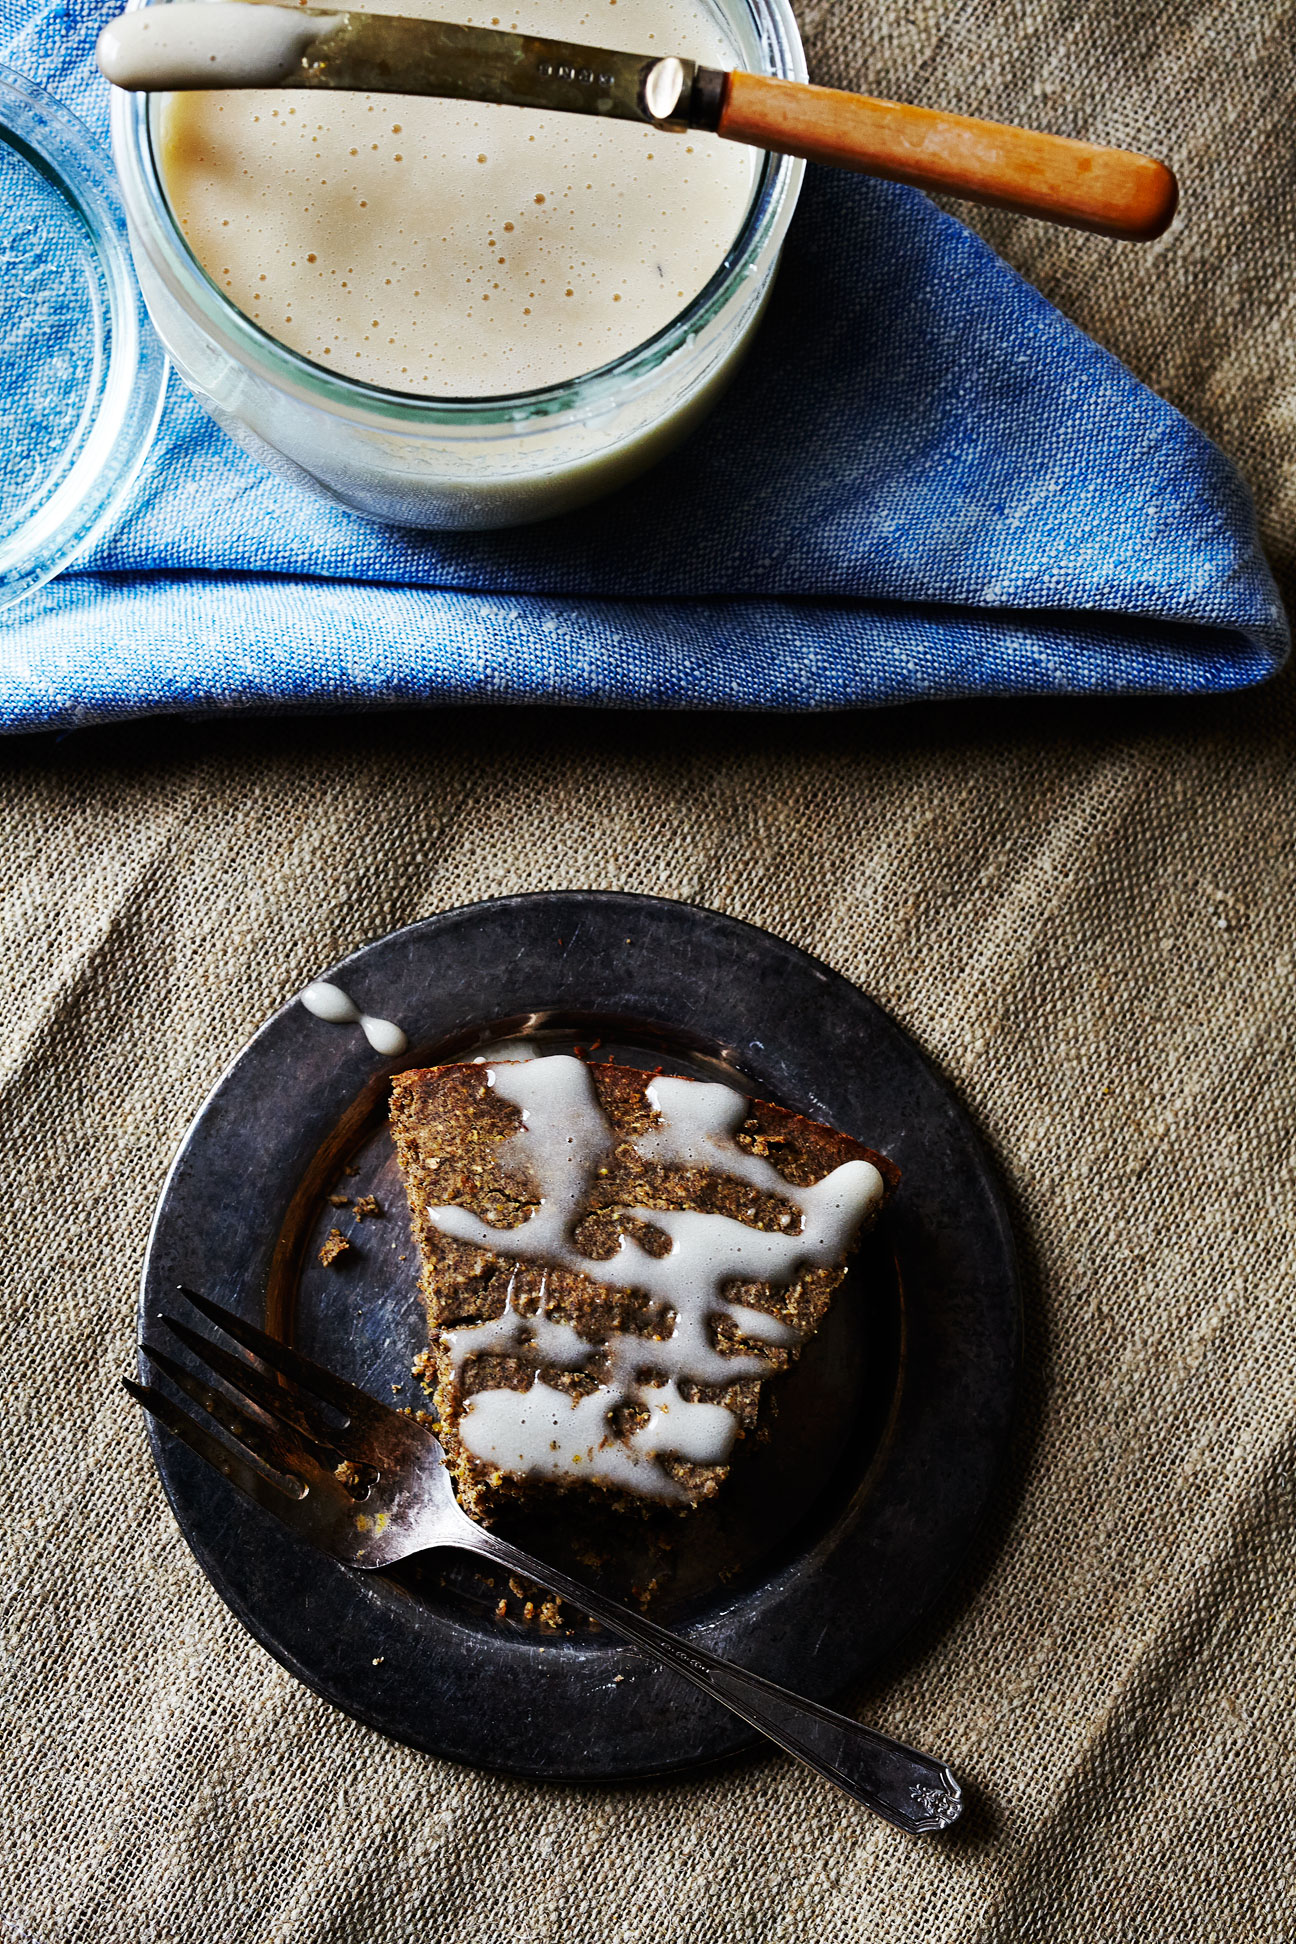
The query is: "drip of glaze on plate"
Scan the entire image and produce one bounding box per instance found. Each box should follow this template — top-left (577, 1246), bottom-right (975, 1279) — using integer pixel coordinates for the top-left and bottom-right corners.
top-left (300, 979), bottom-right (408, 1056)
top-left (429, 1054), bottom-right (883, 1501)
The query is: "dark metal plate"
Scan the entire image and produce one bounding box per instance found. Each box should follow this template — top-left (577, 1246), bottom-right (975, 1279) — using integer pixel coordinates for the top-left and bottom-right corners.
top-left (139, 892), bottom-right (1018, 1779)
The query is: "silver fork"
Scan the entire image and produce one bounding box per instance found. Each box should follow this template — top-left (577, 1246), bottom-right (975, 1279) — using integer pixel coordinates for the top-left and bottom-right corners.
top-left (126, 1288), bottom-right (963, 1834)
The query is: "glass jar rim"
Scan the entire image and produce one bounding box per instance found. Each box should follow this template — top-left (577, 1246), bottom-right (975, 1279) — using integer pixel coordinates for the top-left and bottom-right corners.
top-left (111, 0), bottom-right (806, 428)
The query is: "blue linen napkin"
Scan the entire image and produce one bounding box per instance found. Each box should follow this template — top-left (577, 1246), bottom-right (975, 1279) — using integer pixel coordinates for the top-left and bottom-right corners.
top-left (1, 0), bottom-right (1287, 732)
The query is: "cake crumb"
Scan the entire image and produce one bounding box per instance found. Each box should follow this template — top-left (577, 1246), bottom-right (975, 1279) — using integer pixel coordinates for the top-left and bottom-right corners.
top-left (352, 1194), bottom-right (382, 1220)
top-left (334, 1459), bottom-right (362, 1488)
top-left (319, 1228), bottom-right (351, 1267)
top-left (328, 1193), bottom-right (350, 1207)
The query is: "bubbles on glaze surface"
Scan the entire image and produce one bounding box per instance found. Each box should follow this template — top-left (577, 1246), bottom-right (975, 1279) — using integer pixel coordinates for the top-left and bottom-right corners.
top-left (157, 0), bottom-right (755, 396)
top-left (428, 1055), bottom-right (883, 1500)
top-left (300, 979), bottom-right (408, 1055)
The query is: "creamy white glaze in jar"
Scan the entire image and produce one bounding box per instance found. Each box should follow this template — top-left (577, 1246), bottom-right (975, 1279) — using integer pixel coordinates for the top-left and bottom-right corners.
top-left (109, 0), bottom-right (805, 529)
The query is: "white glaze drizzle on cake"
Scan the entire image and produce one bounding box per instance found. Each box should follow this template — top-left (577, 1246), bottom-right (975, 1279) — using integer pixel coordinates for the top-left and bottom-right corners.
top-left (427, 1055), bottom-right (882, 1501)
top-left (300, 979), bottom-right (408, 1056)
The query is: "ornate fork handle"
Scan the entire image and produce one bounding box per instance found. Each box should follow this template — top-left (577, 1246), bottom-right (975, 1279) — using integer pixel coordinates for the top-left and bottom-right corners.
top-left (464, 1530), bottom-right (962, 1833)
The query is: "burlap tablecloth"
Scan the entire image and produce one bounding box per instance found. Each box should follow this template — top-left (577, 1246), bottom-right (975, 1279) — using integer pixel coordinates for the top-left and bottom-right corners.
top-left (3, 0), bottom-right (1294, 1935)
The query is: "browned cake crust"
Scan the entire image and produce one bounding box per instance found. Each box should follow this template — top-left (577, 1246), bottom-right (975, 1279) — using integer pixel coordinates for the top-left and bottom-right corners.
top-left (390, 1060), bottom-right (898, 1521)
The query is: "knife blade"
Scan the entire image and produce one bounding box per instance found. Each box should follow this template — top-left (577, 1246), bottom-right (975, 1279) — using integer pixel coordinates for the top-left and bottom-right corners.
top-left (97, 3), bottom-right (715, 129)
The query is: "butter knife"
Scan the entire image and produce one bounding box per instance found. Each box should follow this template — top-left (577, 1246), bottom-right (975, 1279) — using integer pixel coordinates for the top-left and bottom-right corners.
top-left (98, 2), bottom-right (1178, 240)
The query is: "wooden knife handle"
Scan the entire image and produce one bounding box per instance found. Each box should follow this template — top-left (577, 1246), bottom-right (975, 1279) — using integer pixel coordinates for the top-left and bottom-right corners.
top-left (715, 73), bottom-right (1178, 241)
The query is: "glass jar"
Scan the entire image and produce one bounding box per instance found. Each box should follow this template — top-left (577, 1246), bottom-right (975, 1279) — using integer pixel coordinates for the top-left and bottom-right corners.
top-left (110, 0), bottom-right (805, 530)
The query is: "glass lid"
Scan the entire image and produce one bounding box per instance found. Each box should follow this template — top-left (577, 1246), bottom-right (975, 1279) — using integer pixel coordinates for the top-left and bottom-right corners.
top-left (0, 62), bottom-right (166, 609)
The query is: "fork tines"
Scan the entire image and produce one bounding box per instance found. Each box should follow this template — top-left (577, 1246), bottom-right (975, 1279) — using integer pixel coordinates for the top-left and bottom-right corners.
top-left (127, 1286), bottom-right (379, 1527)
top-left (176, 1286), bottom-right (376, 1421)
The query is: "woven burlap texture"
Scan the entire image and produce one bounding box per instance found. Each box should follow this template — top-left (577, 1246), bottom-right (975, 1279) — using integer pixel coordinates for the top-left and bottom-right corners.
top-left (3, 0), bottom-right (1294, 1937)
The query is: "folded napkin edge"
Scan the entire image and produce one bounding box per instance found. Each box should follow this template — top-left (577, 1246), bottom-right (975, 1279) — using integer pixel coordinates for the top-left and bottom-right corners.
top-left (36, 567), bottom-right (1289, 664)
